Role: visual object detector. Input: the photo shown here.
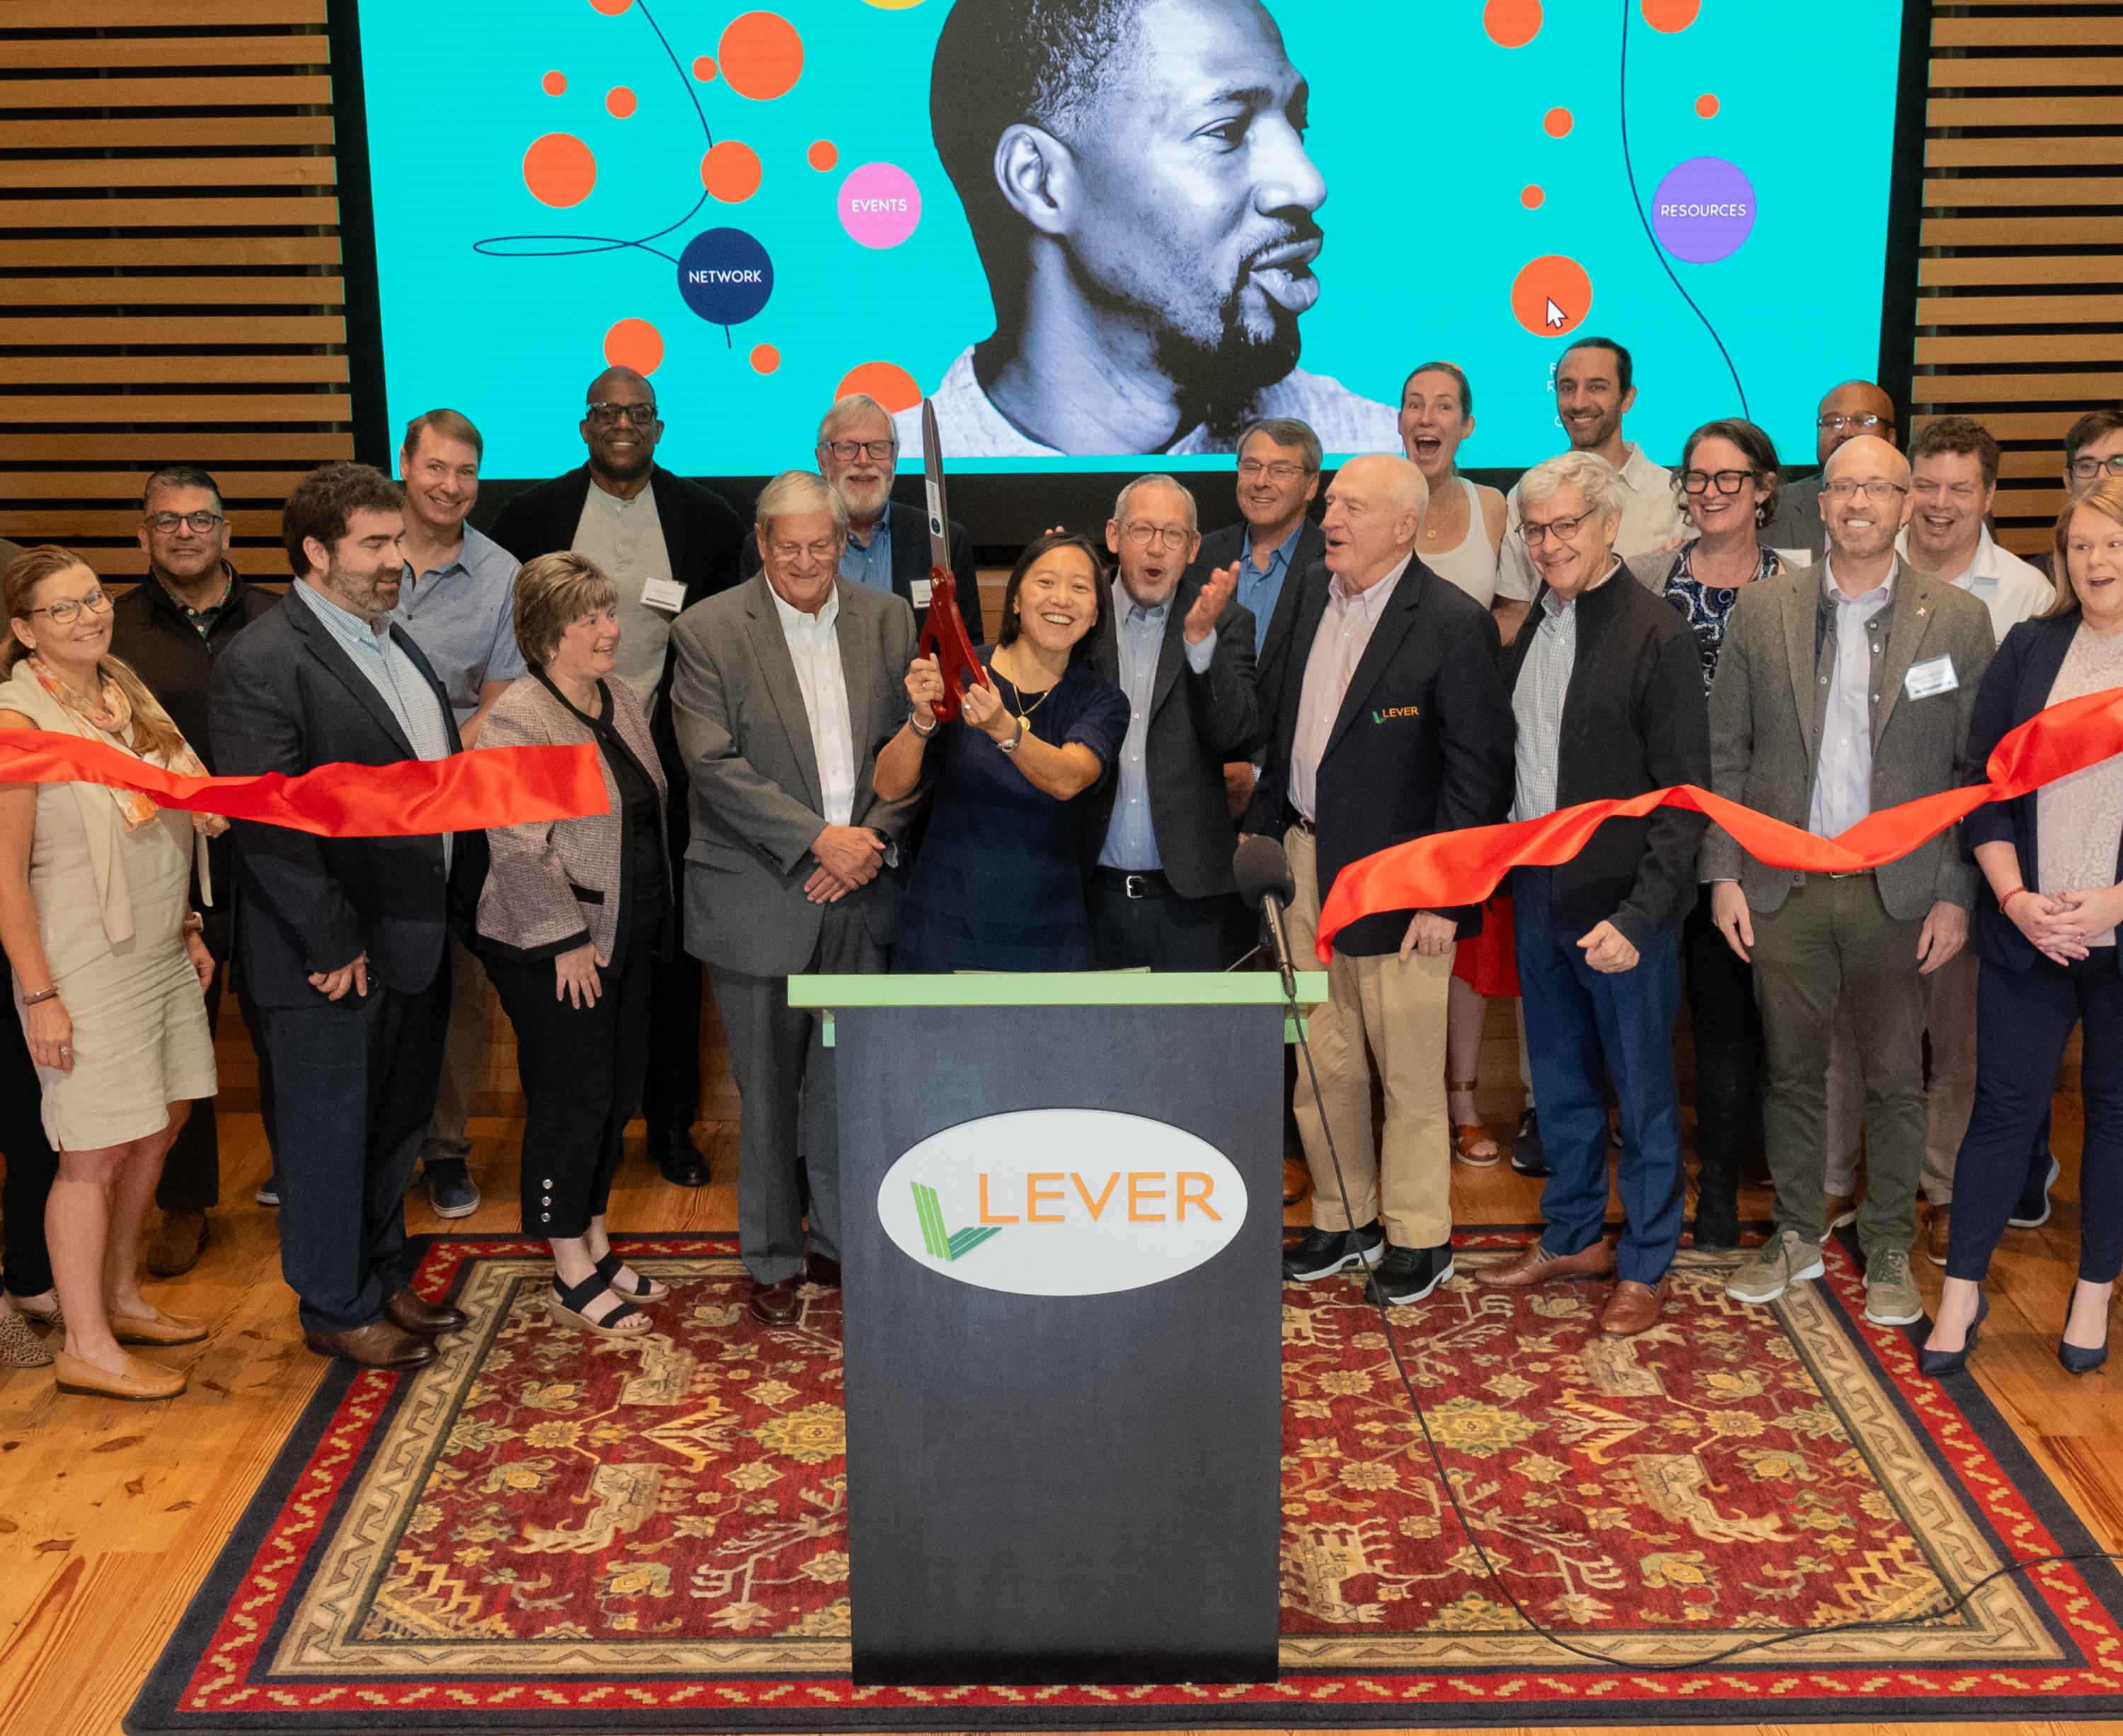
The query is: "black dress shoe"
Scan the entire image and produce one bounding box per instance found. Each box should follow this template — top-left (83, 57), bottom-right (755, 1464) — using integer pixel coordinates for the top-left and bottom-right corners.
top-left (1917, 1293), bottom-right (1988, 1379)
top-left (805, 1253), bottom-right (841, 1289)
top-left (385, 1287), bottom-right (468, 1337)
top-left (747, 1278), bottom-right (802, 1326)
top-left (648, 1125), bottom-right (711, 1188)
top-left (2059, 1293), bottom-right (2110, 1376)
top-left (304, 1319), bottom-right (437, 1370)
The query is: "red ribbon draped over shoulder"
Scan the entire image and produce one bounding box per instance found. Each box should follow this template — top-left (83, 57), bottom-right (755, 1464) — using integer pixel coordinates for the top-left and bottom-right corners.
top-left (0, 731), bottom-right (609, 837)
top-left (1313, 686), bottom-right (2123, 963)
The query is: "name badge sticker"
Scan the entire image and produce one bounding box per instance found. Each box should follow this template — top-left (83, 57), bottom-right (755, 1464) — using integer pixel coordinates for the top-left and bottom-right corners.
top-left (911, 577), bottom-right (933, 609)
top-left (1904, 654), bottom-right (1958, 700)
top-left (640, 575), bottom-right (688, 615)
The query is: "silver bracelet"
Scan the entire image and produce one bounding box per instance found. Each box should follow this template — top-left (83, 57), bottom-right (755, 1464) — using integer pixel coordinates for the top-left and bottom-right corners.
top-left (909, 714), bottom-right (938, 739)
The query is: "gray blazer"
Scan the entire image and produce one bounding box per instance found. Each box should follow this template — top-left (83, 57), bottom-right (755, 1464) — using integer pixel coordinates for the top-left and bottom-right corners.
top-left (1701, 557), bottom-right (1996, 919)
top-left (669, 573), bottom-right (920, 975)
top-left (1758, 475), bottom-right (1826, 561)
top-left (474, 672), bottom-right (667, 964)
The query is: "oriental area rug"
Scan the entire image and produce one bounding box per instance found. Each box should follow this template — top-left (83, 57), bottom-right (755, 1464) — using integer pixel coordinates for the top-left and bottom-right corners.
top-left (130, 1231), bottom-right (2123, 1734)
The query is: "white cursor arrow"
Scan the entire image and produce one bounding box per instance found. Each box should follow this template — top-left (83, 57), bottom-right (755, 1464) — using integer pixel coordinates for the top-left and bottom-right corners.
top-left (1545, 297), bottom-right (1567, 328)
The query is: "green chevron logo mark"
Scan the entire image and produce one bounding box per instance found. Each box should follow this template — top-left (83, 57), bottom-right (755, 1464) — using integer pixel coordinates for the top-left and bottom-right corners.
top-left (910, 1183), bottom-right (1003, 1263)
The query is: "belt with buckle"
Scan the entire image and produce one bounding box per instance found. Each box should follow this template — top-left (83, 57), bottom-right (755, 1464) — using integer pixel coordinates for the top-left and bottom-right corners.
top-left (1093, 866), bottom-right (1173, 899)
top-left (1284, 805), bottom-right (1316, 836)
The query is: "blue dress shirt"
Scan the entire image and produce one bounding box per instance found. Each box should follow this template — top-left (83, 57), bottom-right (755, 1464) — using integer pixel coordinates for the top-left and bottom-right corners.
top-left (840, 511), bottom-right (895, 597)
top-left (386, 524), bottom-right (526, 726)
top-left (1099, 580), bottom-right (1216, 871)
top-left (1236, 522), bottom-right (1303, 658)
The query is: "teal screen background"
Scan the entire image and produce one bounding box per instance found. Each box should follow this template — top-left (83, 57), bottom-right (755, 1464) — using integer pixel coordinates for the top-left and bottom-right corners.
top-left (353, 0), bottom-right (1911, 476)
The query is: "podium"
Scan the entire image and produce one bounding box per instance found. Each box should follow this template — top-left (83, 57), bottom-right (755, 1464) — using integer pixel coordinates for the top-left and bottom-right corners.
top-left (788, 972), bottom-right (1325, 1687)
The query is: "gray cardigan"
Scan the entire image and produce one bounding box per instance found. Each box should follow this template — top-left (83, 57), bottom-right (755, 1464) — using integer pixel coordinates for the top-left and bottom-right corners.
top-left (474, 672), bottom-right (667, 962)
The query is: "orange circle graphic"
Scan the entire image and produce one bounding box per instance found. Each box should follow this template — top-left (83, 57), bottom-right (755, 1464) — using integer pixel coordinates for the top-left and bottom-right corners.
top-left (701, 139), bottom-right (764, 202)
top-left (807, 139), bottom-right (840, 172)
top-left (1510, 254), bottom-right (1593, 338)
top-left (523, 133), bottom-right (597, 207)
top-left (604, 317), bottom-right (664, 377)
top-left (693, 54), bottom-right (718, 81)
top-left (606, 86), bottom-right (636, 117)
top-left (587, 0), bottom-right (633, 13)
top-left (1642, 0), bottom-right (1701, 30)
top-left (1521, 185), bottom-right (1544, 209)
top-left (1543, 105), bottom-right (1572, 137)
top-left (1696, 92), bottom-right (1720, 117)
top-left (719, 12), bottom-right (804, 100)
top-left (751, 344), bottom-right (782, 374)
top-left (1483, 0), bottom-right (1542, 48)
top-left (836, 360), bottom-right (921, 414)
top-left (541, 70), bottom-right (568, 96)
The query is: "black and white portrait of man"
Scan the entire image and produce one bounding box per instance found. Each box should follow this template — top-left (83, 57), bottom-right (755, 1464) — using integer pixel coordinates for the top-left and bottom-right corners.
top-left (896, 0), bottom-right (1398, 459)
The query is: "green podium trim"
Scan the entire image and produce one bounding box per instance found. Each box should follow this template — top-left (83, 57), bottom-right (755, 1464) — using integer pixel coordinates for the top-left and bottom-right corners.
top-left (790, 971), bottom-right (1328, 1048)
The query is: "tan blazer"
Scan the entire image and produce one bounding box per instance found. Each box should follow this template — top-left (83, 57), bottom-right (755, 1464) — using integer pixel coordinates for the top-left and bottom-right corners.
top-left (474, 672), bottom-right (666, 962)
top-left (1701, 558), bottom-right (1996, 920)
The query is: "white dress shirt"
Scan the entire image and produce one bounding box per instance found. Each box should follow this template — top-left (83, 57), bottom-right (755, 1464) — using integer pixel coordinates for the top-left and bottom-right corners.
top-left (771, 583), bottom-right (858, 827)
top-left (1289, 553), bottom-right (1413, 822)
top-left (1895, 522), bottom-right (2053, 641)
top-left (1807, 558), bottom-right (1895, 841)
top-left (1497, 442), bottom-right (1689, 602)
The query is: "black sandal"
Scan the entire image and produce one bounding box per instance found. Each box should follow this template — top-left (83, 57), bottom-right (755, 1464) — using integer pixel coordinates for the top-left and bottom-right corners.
top-left (594, 1251), bottom-right (669, 1301)
top-left (549, 1272), bottom-right (648, 1337)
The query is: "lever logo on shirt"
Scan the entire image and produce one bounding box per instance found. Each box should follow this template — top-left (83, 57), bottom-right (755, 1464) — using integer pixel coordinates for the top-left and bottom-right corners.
top-left (877, 1108), bottom-right (1246, 1296)
top-left (1372, 704), bottom-right (1421, 724)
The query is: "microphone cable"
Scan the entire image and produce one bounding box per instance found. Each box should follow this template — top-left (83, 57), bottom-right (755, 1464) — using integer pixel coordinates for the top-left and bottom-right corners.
top-left (1270, 941), bottom-right (2123, 1672)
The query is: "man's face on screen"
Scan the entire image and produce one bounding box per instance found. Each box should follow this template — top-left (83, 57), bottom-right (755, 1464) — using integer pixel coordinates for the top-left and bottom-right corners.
top-left (1061, 0), bottom-right (1324, 397)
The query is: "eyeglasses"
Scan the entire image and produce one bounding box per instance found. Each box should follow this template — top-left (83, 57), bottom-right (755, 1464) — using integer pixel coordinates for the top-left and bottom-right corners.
top-left (1521, 510), bottom-right (1598, 546)
top-left (20, 590), bottom-right (113, 626)
top-left (1236, 459), bottom-right (1310, 482)
top-left (1822, 478), bottom-right (1909, 502)
top-left (586, 401), bottom-right (658, 427)
top-left (1680, 469), bottom-right (1760, 496)
top-left (2069, 454), bottom-right (2123, 481)
top-left (144, 510), bottom-right (224, 534)
top-left (1818, 413), bottom-right (1890, 433)
top-left (821, 438), bottom-right (895, 463)
top-left (771, 539), bottom-right (841, 565)
top-left (1119, 521), bottom-right (1190, 548)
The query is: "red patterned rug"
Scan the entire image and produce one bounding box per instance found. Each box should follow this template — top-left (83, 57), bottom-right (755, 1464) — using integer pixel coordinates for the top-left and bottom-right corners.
top-left (129, 1231), bottom-right (2123, 1733)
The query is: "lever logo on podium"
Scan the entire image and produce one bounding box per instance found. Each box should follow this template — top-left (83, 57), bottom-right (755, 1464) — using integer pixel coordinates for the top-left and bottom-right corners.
top-left (878, 1109), bottom-right (1247, 1296)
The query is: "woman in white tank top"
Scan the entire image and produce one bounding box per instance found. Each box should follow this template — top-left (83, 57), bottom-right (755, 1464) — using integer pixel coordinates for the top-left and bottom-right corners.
top-left (1400, 362), bottom-right (1507, 607)
top-left (1399, 362), bottom-right (1514, 1161)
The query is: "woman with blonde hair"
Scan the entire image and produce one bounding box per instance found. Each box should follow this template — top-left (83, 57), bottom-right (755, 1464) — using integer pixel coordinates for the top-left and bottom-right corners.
top-left (0, 546), bottom-right (220, 1399)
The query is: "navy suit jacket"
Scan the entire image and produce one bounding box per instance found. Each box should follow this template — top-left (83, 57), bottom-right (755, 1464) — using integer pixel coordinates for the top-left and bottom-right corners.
top-left (1243, 556), bottom-right (1517, 956)
top-left (1962, 611), bottom-right (2123, 977)
top-left (1187, 518), bottom-right (1325, 745)
top-left (208, 593), bottom-right (487, 1007)
top-left (740, 498), bottom-right (982, 640)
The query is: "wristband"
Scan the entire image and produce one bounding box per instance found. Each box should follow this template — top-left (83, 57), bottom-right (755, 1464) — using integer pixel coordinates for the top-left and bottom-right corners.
top-left (1998, 885), bottom-right (2029, 914)
top-left (20, 984), bottom-right (59, 1005)
top-left (910, 714), bottom-right (938, 740)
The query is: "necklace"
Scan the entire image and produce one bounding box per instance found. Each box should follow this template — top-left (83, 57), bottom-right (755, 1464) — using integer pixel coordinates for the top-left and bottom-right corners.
top-left (994, 662), bottom-right (1059, 734)
top-left (1420, 473), bottom-right (1463, 544)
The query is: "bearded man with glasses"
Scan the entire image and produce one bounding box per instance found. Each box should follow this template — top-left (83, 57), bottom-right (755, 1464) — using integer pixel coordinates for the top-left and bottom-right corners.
top-left (1704, 436), bottom-right (1996, 1329)
top-left (490, 367), bottom-right (747, 1192)
top-left (108, 464), bottom-right (281, 1277)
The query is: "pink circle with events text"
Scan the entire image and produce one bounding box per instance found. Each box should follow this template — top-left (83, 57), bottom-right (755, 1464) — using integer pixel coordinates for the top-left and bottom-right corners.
top-left (837, 161), bottom-right (920, 248)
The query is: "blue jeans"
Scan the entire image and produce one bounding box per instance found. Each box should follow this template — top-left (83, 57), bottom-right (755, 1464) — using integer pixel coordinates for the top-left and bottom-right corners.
top-left (1512, 866), bottom-right (1684, 1285)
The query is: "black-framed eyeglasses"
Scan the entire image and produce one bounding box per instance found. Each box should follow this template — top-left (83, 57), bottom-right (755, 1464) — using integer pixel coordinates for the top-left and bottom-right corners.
top-left (1817, 413), bottom-right (1889, 433)
top-left (586, 401), bottom-right (658, 427)
top-left (1521, 510), bottom-right (1598, 546)
top-left (20, 590), bottom-right (113, 626)
top-left (143, 510), bottom-right (224, 534)
top-left (2070, 454), bottom-right (2123, 481)
top-left (1681, 469), bottom-right (1760, 496)
top-left (821, 438), bottom-right (895, 463)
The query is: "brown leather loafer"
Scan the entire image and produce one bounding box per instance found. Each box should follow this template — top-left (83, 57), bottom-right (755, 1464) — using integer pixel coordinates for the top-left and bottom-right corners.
top-left (109, 1306), bottom-right (209, 1346)
top-left (1282, 1156), bottom-right (1312, 1208)
top-left (384, 1287), bottom-right (468, 1337)
top-left (54, 1349), bottom-right (185, 1401)
top-left (747, 1278), bottom-right (802, 1327)
top-left (1477, 1240), bottom-right (1616, 1288)
top-left (145, 1208), bottom-right (209, 1279)
top-left (1600, 1275), bottom-right (1672, 1336)
top-left (304, 1319), bottom-right (437, 1370)
top-left (804, 1253), bottom-right (841, 1289)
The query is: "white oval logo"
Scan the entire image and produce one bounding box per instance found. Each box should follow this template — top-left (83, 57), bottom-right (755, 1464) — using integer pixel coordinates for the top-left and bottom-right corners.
top-left (877, 1108), bottom-right (1248, 1297)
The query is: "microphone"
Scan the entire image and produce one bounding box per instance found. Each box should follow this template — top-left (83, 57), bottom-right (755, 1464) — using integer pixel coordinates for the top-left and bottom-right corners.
top-left (1233, 834), bottom-right (1300, 1004)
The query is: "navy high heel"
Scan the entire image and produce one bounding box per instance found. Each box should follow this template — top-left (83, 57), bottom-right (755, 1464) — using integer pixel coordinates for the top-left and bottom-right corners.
top-left (1918, 1292), bottom-right (1989, 1379)
top-left (2059, 1291), bottom-right (2111, 1376)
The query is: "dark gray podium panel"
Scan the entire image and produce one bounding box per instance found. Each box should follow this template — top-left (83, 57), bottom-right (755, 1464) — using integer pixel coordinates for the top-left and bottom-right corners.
top-left (833, 1001), bottom-right (1284, 1687)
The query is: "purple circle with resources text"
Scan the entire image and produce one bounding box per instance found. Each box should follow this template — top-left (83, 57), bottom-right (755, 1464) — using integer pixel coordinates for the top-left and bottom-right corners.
top-left (1650, 156), bottom-right (1756, 263)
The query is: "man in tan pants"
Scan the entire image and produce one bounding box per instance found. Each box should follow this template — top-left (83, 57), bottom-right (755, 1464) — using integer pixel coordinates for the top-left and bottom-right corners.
top-left (1242, 455), bottom-right (1516, 1305)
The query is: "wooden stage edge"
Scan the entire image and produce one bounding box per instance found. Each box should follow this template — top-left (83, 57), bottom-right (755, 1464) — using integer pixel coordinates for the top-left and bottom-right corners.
top-left (0, 1079), bottom-right (2114, 1736)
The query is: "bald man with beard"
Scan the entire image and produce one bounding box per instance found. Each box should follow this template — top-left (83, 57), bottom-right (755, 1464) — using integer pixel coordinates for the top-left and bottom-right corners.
top-left (1760, 379), bottom-right (1900, 560)
top-left (489, 367), bottom-right (747, 1190)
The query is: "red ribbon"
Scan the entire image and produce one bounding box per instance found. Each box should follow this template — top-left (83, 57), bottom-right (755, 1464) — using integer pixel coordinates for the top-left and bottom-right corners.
top-left (1313, 686), bottom-right (2123, 962)
top-left (0, 731), bottom-right (610, 838)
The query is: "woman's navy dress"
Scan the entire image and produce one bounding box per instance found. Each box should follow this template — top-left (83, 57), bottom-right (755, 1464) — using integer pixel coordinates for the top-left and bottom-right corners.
top-left (893, 651), bottom-right (1129, 972)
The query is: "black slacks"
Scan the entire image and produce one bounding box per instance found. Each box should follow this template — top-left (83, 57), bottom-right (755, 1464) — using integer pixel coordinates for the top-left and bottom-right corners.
top-left (489, 948), bottom-right (656, 1240)
top-left (1086, 875), bottom-right (1233, 972)
top-left (1, 955), bottom-right (58, 1297)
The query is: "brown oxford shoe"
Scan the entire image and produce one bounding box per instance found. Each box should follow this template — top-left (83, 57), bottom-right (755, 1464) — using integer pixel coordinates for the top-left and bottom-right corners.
top-left (1599, 1275), bottom-right (1672, 1337)
top-left (747, 1278), bottom-right (802, 1327)
top-left (1477, 1240), bottom-right (1616, 1288)
top-left (304, 1319), bottom-right (437, 1370)
top-left (384, 1287), bottom-right (468, 1337)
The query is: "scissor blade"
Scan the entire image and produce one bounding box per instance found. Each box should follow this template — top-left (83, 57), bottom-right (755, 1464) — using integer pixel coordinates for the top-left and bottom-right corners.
top-left (920, 398), bottom-right (951, 574)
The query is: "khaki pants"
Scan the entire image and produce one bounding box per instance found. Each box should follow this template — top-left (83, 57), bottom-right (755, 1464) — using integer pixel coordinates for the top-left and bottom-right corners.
top-left (1822, 945), bottom-right (1974, 1207)
top-left (1282, 827), bottom-right (1454, 1249)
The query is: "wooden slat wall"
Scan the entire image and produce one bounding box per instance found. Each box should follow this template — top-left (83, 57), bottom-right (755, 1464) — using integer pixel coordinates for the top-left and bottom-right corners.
top-left (1921, 3), bottom-right (2123, 553)
top-left (0, 0), bottom-right (345, 577)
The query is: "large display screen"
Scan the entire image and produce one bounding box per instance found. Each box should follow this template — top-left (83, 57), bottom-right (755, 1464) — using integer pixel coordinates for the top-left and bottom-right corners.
top-left (347, 0), bottom-right (1916, 480)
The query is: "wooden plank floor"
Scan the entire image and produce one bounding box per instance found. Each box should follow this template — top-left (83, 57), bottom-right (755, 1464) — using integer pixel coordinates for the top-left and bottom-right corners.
top-left (0, 1077), bottom-right (2113, 1735)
